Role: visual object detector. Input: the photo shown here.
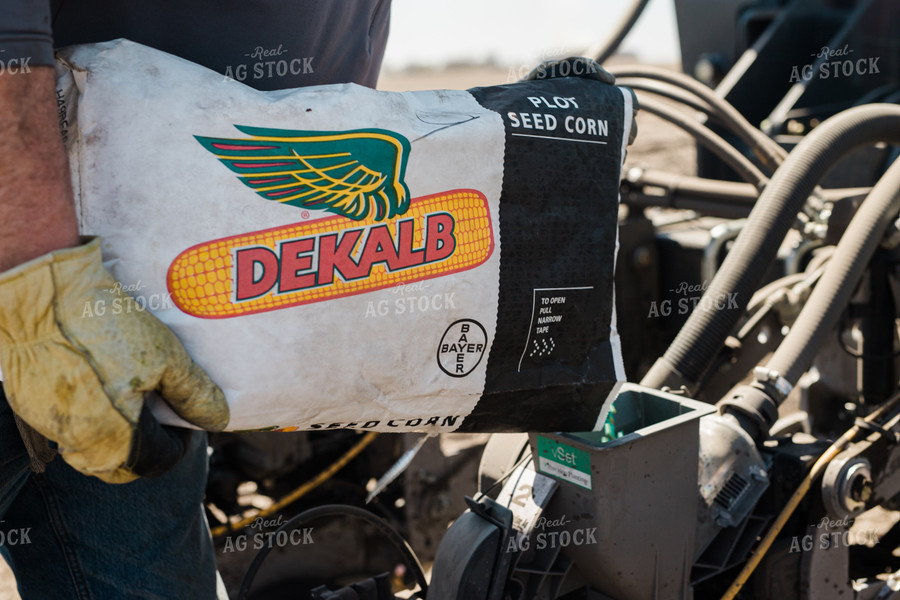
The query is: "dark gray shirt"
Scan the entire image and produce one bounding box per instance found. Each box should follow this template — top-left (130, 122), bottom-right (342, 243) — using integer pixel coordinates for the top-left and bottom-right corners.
top-left (2, 0), bottom-right (390, 90)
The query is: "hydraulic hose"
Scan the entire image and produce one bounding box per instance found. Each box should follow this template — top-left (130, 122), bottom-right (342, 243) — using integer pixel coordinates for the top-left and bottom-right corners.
top-left (642, 104), bottom-right (900, 393)
top-left (587, 0), bottom-right (652, 65)
top-left (625, 168), bottom-right (870, 207)
top-left (608, 65), bottom-right (788, 172)
top-left (623, 195), bottom-right (752, 219)
top-left (625, 168), bottom-right (758, 203)
top-left (637, 96), bottom-right (767, 187)
top-left (616, 77), bottom-right (717, 116)
top-left (762, 157), bottom-right (900, 393)
top-left (621, 168), bottom-right (758, 218)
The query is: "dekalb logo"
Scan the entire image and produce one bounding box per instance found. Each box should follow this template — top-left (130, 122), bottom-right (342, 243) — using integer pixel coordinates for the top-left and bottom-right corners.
top-left (167, 126), bottom-right (494, 318)
top-left (193, 125), bottom-right (411, 221)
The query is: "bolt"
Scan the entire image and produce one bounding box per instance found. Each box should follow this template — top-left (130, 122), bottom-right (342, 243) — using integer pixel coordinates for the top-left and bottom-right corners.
top-left (849, 475), bottom-right (873, 504)
top-left (749, 466), bottom-right (768, 482)
top-left (694, 53), bottom-right (729, 86)
top-left (787, 120), bottom-right (805, 135)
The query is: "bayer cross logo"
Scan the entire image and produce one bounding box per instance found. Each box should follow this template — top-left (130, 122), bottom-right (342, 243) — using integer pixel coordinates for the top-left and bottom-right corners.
top-left (437, 319), bottom-right (488, 377)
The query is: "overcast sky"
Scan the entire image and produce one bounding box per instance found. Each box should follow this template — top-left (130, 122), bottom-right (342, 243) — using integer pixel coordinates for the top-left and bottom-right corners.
top-left (382, 0), bottom-right (681, 70)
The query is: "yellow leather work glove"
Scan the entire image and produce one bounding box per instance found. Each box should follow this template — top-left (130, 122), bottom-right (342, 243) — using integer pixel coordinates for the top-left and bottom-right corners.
top-left (0, 237), bottom-right (229, 483)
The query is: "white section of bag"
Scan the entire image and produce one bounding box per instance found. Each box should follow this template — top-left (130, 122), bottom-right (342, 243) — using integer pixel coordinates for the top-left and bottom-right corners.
top-left (59, 40), bottom-right (504, 432)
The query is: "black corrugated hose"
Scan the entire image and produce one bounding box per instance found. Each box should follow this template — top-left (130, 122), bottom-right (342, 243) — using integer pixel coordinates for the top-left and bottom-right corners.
top-left (765, 156), bottom-right (900, 392)
top-left (642, 104), bottom-right (900, 393)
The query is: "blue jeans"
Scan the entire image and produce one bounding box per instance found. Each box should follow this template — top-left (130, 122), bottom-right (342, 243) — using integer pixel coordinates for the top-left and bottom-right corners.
top-left (0, 389), bottom-right (220, 599)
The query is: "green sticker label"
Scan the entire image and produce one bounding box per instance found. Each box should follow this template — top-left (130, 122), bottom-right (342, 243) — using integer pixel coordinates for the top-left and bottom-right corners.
top-left (536, 436), bottom-right (592, 490)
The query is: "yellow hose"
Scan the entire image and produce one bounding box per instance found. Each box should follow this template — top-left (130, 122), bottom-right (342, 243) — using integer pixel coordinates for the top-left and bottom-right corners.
top-left (720, 394), bottom-right (900, 600)
top-left (210, 431), bottom-right (379, 539)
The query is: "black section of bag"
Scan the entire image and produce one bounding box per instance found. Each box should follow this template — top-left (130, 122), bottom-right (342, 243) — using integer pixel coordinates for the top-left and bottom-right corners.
top-left (462, 75), bottom-right (628, 432)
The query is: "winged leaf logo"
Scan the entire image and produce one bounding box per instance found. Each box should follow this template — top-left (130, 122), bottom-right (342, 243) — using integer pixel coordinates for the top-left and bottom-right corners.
top-left (195, 125), bottom-right (411, 221)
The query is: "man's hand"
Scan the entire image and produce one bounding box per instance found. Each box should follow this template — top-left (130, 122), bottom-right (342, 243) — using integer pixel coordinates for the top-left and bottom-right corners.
top-left (0, 66), bottom-right (228, 483)
top-left (0, 238), bottom-right (229, 483)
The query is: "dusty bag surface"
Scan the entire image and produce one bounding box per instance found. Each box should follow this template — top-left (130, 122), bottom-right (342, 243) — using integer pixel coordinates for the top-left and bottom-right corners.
top-left (56, 40), bottom-right (635, 433)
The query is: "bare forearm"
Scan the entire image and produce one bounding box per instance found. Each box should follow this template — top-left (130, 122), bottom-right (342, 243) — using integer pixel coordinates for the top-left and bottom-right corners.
top-left (0, 65), bottom-right (79, 271)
